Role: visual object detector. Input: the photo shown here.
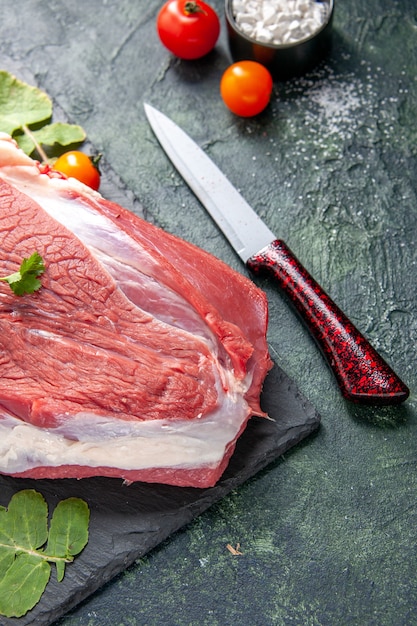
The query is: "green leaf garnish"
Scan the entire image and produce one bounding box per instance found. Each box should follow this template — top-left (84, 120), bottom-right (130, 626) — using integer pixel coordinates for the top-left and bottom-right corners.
top-left (0, 251), bottom-right (45, 295)
top-left (0, 70), bottom-right (86, 159)
top-left (46, 498), bottom-right (90, 582)
top-left (0, 70), bottom-right (52, 136)
top-left (0, 490), bottom-right (90, 618)
top-left (15, 121), bottom-right (86, 157)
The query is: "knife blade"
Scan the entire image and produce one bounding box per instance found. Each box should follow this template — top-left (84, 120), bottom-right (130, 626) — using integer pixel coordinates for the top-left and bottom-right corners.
top-left (144, 103), bottom-right (409, 406)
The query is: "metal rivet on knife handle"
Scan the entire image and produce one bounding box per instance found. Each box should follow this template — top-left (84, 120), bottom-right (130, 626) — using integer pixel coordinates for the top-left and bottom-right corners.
top-left (247, 240), bottom-right (409, 405)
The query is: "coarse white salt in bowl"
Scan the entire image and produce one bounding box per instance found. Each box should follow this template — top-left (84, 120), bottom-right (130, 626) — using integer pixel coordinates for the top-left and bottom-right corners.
top-left (225, 0), bottom-right (334, 79)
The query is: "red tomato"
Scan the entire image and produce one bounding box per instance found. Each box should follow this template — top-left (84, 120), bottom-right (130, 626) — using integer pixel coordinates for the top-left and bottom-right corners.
top-left (157, 0), bottom-right (220, 60)
top-left (54, 151), bottom-right (101, 191)
top-left (220, 61), bottom-right (273, 117)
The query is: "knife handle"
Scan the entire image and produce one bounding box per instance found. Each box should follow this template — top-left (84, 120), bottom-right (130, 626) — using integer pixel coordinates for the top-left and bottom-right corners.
top-left (247, 239), bottom-right (409, 405)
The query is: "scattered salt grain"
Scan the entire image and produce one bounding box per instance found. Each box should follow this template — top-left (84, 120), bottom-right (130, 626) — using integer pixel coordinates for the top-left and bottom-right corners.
top-left (232, 0), bottom-right (329, 45)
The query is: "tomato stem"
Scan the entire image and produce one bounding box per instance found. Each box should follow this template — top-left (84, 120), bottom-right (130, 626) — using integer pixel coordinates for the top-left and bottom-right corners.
top-left (184, 1), bottom-right (206, 15)
top-left (90, 153), bottom-right (102, 173)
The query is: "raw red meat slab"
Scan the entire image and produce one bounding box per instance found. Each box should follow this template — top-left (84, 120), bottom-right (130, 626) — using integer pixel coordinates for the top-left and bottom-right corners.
top-left (0, 134), bottom-right (272, 487)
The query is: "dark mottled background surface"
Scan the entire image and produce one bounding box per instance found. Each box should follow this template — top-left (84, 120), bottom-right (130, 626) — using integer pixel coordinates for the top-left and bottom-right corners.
top-left (0, 0), bottom-right (416, 624)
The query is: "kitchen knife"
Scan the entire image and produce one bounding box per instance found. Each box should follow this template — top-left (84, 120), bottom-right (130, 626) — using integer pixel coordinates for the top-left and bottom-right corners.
top-left (144, 103), bottom-right (409, 406)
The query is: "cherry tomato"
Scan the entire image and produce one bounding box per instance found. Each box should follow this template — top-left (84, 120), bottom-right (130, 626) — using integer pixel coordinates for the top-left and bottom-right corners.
top-left (157, 0), bottom-right (220, 60)
top-left (220, 61), bottom-right (273, 117)
top-left (54, 151), bottom-right (101, 191)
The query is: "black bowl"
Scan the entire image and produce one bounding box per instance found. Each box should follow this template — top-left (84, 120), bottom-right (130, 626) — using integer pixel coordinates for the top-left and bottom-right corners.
top-left (225, 0), bottom-right (334, 80)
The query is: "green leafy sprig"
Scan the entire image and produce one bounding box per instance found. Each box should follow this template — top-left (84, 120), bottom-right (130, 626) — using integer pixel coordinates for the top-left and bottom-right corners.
top-left (0, 251), bottom-right (45, 295)
top-left (0, 490), bottom-right (90, 618)
top-left (0, 70), bottom-right (86, 159)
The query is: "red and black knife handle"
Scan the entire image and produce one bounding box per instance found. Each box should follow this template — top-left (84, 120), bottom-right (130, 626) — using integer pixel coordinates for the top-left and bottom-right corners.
top-left (247, 239), bottom-right (409, 405)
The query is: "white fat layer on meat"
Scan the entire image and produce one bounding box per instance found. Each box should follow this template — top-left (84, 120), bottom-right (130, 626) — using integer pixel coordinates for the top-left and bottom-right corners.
top-left (0, 392), bottom-right (249, 473)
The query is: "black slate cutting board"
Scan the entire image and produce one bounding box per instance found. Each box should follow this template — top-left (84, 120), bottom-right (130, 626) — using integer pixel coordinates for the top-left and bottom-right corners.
top-left (1, 361), bottom-right (320, 626)
top-left (0, 71), bottom-right (320, 622)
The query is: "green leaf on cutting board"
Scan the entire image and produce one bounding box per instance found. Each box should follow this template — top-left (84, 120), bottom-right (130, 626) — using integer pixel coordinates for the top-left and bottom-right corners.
top-left (0, 70), bottom-right (86, 158)
top-left (0, 490), bottom-right (90, 618)
top-left (46, 497), bottom-right (90, 582)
